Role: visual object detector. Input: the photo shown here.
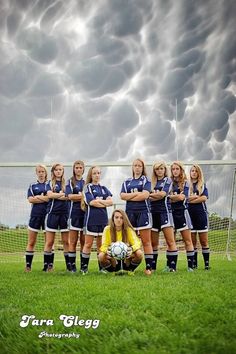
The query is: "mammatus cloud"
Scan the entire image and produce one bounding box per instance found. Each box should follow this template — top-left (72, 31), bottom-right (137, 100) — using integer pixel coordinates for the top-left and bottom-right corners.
top-left (0, 0), bottom-right (235, 163)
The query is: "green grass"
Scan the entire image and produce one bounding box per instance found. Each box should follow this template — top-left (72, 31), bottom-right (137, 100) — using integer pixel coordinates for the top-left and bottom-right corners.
top-left (0, 255), bottom-right (236, 354)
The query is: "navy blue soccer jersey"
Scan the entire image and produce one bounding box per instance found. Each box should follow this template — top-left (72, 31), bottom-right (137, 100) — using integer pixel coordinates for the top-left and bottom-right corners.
top-left (121, 175), bottom-right (151, 212)
top-left (170, 181), bottom-right (190, 211)
top-left (66, 178), bottom-right (85, 216)
top-left (46, 181), bottom-right (68, 215)
top-left (27, 181), bottom-right (48, 217)
top-left (188, 183), bottom-right (208, 213)
top-left (150, 177), bottom-right (172, 213)
top-left (83, 184), bottom-right (112, 226)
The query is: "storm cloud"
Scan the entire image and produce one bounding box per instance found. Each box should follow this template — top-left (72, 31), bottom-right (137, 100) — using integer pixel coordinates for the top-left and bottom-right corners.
top-left (0, 0), bottom-right (235, 163)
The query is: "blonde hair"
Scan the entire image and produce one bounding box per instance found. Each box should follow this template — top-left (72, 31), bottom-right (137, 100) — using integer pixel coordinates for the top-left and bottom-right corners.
top-left (170, 161), bottom-right (187, 192)
top-left (189, 164), bottom-right (205, 195)
top-left (132, 158), bottom-right (147, 177)
top-left (35, 164), bottom-right (48, 182)
top-left (109, 209), bottom-right (135, 243)
top-left (151, 161), bottom-right (169, 190)
top-left (71, 160), bottom-right (85, 188)
top-left (81, 166), bottom-right (100, 211)
top-left (50, 163), bottom-right (65, 192)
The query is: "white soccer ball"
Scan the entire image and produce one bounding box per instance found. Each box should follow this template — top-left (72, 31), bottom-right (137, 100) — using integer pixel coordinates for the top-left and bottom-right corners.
top-left (110, 241), bottom-right (128, 260)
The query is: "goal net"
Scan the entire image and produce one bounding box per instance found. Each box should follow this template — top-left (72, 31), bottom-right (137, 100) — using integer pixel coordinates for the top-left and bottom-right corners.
top-left (0, 162), bottom-right (235, 262)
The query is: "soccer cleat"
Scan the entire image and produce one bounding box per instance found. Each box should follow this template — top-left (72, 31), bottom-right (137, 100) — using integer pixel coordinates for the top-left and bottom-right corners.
top-left (47, 265), bottom-right (54, 272)
top-left (204, 266), bottom-right (210, 270)
top-left (24, 266), bottom-right (31, 273)
top-left (81, 266), bottom-right (88, 275)
top-left (127, 271), bottom-right (135, 276)
top-left (42, 264), bottom-right (48, 272)
top-left (169, 268), bottom-right (176, 272)
top-left (66, 263), bottom-right (72, 272)
top-left (187, 267), bottom-right (194, 272)
top-left (71, 266), bottom-right (77, 273)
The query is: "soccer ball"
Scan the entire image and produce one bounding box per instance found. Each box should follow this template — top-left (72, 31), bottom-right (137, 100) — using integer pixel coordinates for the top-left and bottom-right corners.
top-left (110, 241), bottom-right (128, 260)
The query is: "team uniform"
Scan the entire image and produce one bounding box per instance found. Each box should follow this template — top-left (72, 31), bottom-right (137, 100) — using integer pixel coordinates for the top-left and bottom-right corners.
top-left (43, 180), bottom-right (69, 271)
top-left (171, 181), bottom-right (192, 232)
top-left (150, 177), bottom-right (174, 231)
top-left (150, 177), bottom-right (178, 271)
top-left (66, 179), bottom-right (85, 231)
top-left (188, 183), bottom-right (209, 232)
top-left (121, 175), bottom-right (153, 272)
top-left (27, 181), bottom-right (48, 231)
top-left (25, 181), bottom-right (48, 269)
top-left (45, 181), bottom-right (69, 232)
top-left (81, 183), bottom-right (112, 273)
top-left (188, 182), bottom-right (210, 269)
top-left (171, 180), bottom-right (194, 269)
top-left (83, 183), bottom-right (112, 236)
top-left (121, 176), bottom-right (152, 230)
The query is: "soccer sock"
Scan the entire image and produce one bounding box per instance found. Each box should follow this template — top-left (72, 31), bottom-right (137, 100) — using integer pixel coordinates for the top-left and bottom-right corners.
top-left (193, 248), bottom-right (198, 268)
top-left (167, 250), bottom-right (178, 270)
top-left (186, 250), bottom-right (195, 269)
top-left (129, 260), bottom-right (141, 272)
top-left (144, 254), bottom-right (153, 270)
top-left (43, 252), bottom-right (51, 270)
top-left (152, 249), bottom-right (158, 270)
top-left (104, 263), bottom-right (115, 272)
top-left (69, 252), bottom-right (76, 269)
top-left (25, 251), bottom-right (34, 268)
top-left (202, 247), bottom-right (210, 267)
top-left (81, 252), bottom-right (90, 271)
top-left (64, 252), bottom-right (71, 270)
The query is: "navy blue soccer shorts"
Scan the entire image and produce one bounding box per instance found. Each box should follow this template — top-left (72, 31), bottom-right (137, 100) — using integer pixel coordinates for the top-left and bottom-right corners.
top-left (151, 211), bottom-right (174, 232)
top-left (172, 209), bottom-right (192, 232)
top-left (189, 210), bottom-right (208, 233)
top-left (126, 211), bottom-right (152, 231)
top-left (84, 224), bottom-right (106, 237)
top-left (45, 213), bottom-right (69, 232)
top-left (68, 214), bottom-right (84, 231)
top-left (28, 215), bottom-right (46, 232)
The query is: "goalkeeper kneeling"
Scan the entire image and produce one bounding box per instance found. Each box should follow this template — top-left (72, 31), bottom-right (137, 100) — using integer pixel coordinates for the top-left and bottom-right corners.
top-left (98, 209), bottom-right (143, 275)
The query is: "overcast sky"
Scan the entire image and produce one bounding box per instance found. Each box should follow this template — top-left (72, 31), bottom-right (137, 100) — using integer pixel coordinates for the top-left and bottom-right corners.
top-left (0, 0), bottom-right (235, 164)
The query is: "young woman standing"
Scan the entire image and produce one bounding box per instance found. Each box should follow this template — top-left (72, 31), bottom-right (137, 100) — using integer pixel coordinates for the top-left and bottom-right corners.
top-left (150, 161), bottom-right (178, 272)
top-left (120, 158), bottom-right (153, 275)
top-left (43, 163), bottom-right (69, 272)
top-left (25, 164), bottom-right (49, 272)
top-left (188, 164), bottom-right (210, 269)
top-left (169, 161), bottom-right (194, 271)
top-left (81, 166), bottom-right (113, 274)
top-left (66, 160), bottom-right (85, 272)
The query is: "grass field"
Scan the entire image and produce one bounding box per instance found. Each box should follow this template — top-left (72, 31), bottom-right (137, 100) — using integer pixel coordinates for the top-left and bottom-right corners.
top-left (0, 254), bottom-right (236, 354)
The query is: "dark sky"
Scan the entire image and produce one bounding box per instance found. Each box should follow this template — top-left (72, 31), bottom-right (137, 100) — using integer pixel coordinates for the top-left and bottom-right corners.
top-left (0, 0), bottom-right (235, 163)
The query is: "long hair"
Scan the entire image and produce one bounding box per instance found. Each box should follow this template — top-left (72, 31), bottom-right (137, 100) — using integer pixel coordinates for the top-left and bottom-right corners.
top-left (170, 161), bottom-right (187, 192)
top-left (81, 166), bottom-right (100, 211)
top-left (132, 158), bottom-right (147, 177)
top-left (71, 160), bottom-right (85, 188)
top-left (35, 164), bottom-right (48, 182)
top-left (151, 161), bottom-right (169, 191)
top-left (50, 163), bottom-right (65, 192)
top-left (109, 209), bottom-right (135, 243)
top-left (189, 164), bottom-right (205, 195)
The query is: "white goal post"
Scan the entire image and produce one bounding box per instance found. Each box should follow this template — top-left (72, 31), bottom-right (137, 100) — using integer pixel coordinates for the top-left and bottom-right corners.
top-left (0, 161), bottom-right (235, 262)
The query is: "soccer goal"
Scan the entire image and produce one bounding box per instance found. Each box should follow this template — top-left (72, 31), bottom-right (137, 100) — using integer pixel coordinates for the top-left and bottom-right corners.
top-left (0, 162), bottom-right (235, 262)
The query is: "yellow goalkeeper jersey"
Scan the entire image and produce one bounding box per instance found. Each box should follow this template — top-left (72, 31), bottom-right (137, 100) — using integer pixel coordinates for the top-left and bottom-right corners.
top-left (100, 226), bottom-right (141, 253)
